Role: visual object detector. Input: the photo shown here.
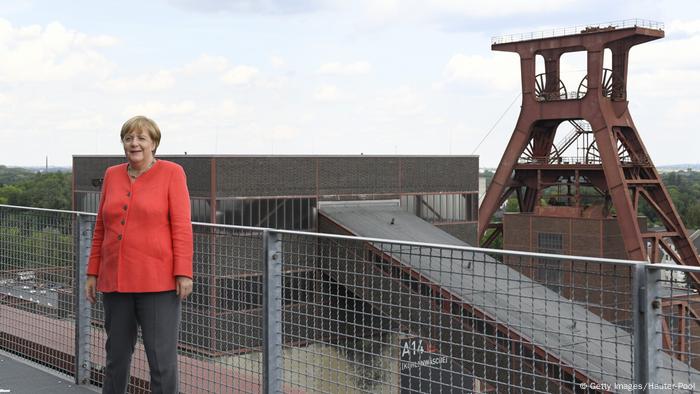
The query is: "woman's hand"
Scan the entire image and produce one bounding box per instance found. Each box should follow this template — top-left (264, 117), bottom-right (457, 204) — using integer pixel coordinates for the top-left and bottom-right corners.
top-left (86, 276), bottom-right (97, 304)
top-left (176, 276), bottom-right (193, 300)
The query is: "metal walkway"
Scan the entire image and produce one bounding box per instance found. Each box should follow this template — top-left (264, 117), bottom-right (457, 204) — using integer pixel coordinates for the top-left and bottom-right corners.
top-left (0, 351), bottom-right (97, 393)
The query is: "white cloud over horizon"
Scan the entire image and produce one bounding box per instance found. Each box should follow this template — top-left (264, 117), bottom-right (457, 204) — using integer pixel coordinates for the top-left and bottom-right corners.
top-left (317, 61), bottom-right (372, 76)
top-left (0, 19), bottom-right (116, 83)
top-left (313, 84), bottom-right (341, 101)
top-left (442, 53), bottom-right (519, 92)
top-left (0, 3), bottom-right (698, 168)
top-left (221, 65), bottom-right (260, 85)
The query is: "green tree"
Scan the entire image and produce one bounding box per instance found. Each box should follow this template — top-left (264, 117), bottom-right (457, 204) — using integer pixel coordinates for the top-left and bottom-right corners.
top-left (0, 214), bottom-right (73, 270)
top-left (505, 197), bottom-right (519, 212)
top-left (0, 185), bottom-right (22, 204)
top-left (640, 171), bottom-right (700, 229)
top-left (481, 228), bottom-right (503, 249)
top-left (0, 172), bottom-right (72, 210)
top-left (0, 165), bottom-right (34, 185)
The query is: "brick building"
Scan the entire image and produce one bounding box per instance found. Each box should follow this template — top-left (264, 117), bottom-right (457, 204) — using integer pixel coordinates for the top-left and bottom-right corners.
top-left (72, 155), bottom-right (480, 356)
top-left (73, 155), bottom-right (480, 244)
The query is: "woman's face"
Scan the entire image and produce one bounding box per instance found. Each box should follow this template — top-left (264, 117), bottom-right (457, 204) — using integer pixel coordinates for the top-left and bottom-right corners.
top-left (122, 130), bottom-right (156, 166)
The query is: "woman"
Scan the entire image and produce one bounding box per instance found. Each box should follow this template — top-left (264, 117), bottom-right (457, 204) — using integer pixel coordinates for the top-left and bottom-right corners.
top-left (85, 115), bottom-right (193, 394)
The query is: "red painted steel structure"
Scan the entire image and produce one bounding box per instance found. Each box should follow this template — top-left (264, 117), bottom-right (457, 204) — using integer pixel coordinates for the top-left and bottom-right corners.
top-left (478, 22), bottom-right (700, 284)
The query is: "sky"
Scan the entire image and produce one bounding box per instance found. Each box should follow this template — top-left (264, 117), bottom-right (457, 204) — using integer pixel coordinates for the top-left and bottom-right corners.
top-left (0, 0), bottom-right (698, 168)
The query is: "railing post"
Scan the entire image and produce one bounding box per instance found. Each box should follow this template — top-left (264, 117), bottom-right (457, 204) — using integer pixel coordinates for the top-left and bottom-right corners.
top-left (74, 214), bottom-right (92, 385)
top-left (633, 263), bottom-right (661, 393)
top-left (262, 230), bottom-right (283, 394)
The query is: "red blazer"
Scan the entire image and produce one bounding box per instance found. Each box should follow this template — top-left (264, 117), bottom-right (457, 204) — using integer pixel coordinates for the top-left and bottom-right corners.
top-left (87, 160), bottom-right (193, 293)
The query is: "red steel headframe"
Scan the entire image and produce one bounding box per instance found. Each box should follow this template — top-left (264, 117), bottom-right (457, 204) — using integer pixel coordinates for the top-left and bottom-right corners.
top-left (478, 24), bottom-right (700, 285)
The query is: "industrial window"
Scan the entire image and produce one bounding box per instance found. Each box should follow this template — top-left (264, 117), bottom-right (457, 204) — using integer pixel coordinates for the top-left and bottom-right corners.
top-left (400, 192), bottom-right (478, 223)
top-left (537, 232), bottom-right (563, 292)
top-left (80, 194), bottom-right (316, 231)
top-left (191, 198), bottom-right (211, 223)
top-left (74, 192), bottom-right (101, 213)
top-left (538, 232), bottom-right (563, 252)
top-left (216, 197), bottom-right (317, 230)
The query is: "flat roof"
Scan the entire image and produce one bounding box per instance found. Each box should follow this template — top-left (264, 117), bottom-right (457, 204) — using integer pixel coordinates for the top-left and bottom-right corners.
top-left (72, 154), bottom-right (479, 158)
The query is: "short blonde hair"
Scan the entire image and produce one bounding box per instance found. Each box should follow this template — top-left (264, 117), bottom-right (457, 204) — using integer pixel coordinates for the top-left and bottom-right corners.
top-left (120, 116), bottom-right (161, 153)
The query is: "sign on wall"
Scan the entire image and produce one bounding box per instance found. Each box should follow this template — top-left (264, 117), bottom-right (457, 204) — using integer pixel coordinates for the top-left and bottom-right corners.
top-left (399, 337), bottom-right (472, 393)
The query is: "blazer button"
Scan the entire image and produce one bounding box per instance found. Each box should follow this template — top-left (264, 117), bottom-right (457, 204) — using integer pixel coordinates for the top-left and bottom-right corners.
top-left (121, 219), bottom-right (125, 225)
top-left (117, 234), bottom-right (122, 240)
top-left (127, 192), bottom-right (131, 197)
top-left (123, 204), bottom-right (128, 210)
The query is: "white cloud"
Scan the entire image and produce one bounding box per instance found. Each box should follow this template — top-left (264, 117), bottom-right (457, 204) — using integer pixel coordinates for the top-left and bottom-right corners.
top-left (370, 86), bottom-right (425, 118)
top-left (271, 125), bottom-right (300, 140)
top-left (332, 0), bottom-right (575, 26)
top-left (663, 98), bottom-right (700, 120)
top-left (632, 69), bottom-right (700, 99)
top-left (104, 54), bottom-right (267, 92)
top-left (358, 0), bottom-right (400, 23)
top-left (2, 5), bottom-right (699, 168)
top-left (313, 85), bottom-right (341, 101)
top-left (214, 99), bottom-right (240, 117)
top-left (421, 0), bottom-right (575, 18)
top-left (55, 114), bottom-right (108, 132)
top-left (632, 34), bottom-right (700, 73)
top-left (196, 99), bottom-right (243, 120)
top-left (221, 65), bottom-right (260, 85)
top-left (625, 30), bottom-right (700, 103)
top-left (123, 101), bottom-right (197, 118)
top-left (667, 19), bottom-right (700, 35)
top-left (0, 93), bottom-right (14, 121)
top-left (181, 54), bottom-right (230, 75)
top-left (168, 0), bottom-right (322, 14)
top-left (172, 0), bottom-right (575, 19)
top-left (0, 19), bottom-right (116, 83)
top-left (318, 61), bottom-right (372, 75)
top-left (442, 53), bottom-right (519, 91)
top-left (101, 70), bottom-right (176, 92)
top-left (270, 56), bottom-right (287, 68)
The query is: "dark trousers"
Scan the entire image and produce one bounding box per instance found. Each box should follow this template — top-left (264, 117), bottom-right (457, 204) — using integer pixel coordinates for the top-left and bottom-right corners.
top-left (102, 291), bottom-right (181, 394)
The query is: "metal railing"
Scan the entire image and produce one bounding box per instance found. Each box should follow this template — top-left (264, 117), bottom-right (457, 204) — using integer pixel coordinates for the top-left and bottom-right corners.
top-left (492, 19), bottom-right (664, 45)
top-left (518, 156), bottom-right (604, 165)
top-left (1, 204), bottom-right (700, 393)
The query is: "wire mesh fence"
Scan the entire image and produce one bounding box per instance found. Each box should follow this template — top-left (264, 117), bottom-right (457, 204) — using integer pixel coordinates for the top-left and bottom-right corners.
top-left (276, 233), bottom-right (643, 393)
top-left (653, 264), bottom-right (700, 392)
top-left (1, 204), bottom-right (700, 393)
top-left (86, 220), bottom-right (268, 393)
top-left (0, 206), bottom-right (76, 377)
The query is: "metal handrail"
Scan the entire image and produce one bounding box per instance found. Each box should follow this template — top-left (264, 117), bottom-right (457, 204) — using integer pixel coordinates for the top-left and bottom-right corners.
top-left (0, 203), bottom-right (97, 216)
top-left (0, 203), bottom-right (646, 266)
top-left (492, 19), bottom-right (664, 45)
top-left (550, 156), bottom-right (602, 164)
top-left (3, 202), bottom-right (700, 392)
